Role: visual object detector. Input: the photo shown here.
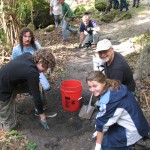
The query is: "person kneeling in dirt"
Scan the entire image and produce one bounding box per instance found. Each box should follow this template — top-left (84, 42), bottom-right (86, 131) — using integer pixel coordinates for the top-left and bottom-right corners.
top-left (86, 71), bottom-right (149, 150)
top-left (79, 12), bottom-right (100, 48)
top-left (0, 49), bottom-right (55, 130)
top-left (95, 39), bottom-right (136, 93)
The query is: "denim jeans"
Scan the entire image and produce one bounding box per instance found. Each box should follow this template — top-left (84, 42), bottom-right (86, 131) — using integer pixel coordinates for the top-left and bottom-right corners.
top-left (82, 31), bottom-right (99, 45)
top-left (39, 73), bottom-right (50, 91)
top-left (114, 0), bottom-right (119, 9)
top-left (54, 15), bottom-right (62, 28)
top-left (62, 19), bottom-right (77, 40)
top-left (120, 0), bottom-right (128, 11)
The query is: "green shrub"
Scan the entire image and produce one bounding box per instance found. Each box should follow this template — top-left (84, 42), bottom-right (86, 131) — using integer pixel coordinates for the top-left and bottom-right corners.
top-left (74, 6), bottom-right (86, 15)
top-left (95, 1), bottom-right (106, 12)
top-left (101, 10), bottom-right (117, 22)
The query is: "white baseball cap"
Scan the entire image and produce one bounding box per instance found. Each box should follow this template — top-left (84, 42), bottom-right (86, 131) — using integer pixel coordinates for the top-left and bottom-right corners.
top-left (95, 39), bottom-right (113, 52)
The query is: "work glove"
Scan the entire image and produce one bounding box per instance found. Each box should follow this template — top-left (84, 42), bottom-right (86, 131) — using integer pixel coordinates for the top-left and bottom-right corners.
top-left (92, 131), bottom-right (97, 138)
top-left (95, 143), bottom-right (101, 150)
top-left (40, 120), bottom-right (49, 130)
top-left (87, 27), bottom-right (93, 31)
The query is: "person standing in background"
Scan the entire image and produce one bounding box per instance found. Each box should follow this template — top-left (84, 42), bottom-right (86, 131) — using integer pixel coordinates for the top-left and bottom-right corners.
top-left (50, 0), bottom-right (62, 28)
top-left (58, 0), bottom-right (77, 42)
top-left (120, 0), bottom-right (128, 12)
top-left (105, 0), bottom-right (113, 14)
top-left (132, 0), bottom-right (140, 8)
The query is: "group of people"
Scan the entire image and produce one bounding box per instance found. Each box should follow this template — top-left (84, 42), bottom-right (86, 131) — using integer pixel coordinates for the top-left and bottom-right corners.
top-left (0, 0), bottom-right (149, 150)
top-left (50, 0), bottom-right (100, 46)
top-left (88, 39), bottom-right (149, 150)
top-left (0, 27), bottom-right (57, 130)
top-left (50, 0), bottom-right (77, 42)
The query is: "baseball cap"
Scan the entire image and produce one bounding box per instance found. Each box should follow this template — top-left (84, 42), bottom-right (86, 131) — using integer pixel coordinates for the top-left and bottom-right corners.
top-left (95, 39), bottom-right (113, 52)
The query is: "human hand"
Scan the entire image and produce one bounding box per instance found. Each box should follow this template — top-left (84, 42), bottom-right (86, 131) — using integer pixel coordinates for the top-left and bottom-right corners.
top-left (92, 131), bottom-right (97, 138)
top-left (40, 120), bottom-right (49, 130)
top-left (95, 143), bottom-right (101, 150)
top-left (87, 27), bottom-right (93, 31)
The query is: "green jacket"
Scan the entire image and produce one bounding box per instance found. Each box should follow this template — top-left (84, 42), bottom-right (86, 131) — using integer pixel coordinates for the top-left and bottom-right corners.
top-left (61, 2), bottom-right (73, 19)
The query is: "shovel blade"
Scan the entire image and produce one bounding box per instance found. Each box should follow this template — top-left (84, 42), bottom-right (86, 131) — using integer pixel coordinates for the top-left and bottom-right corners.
top-left (79, 105), bottom-right (95, 119)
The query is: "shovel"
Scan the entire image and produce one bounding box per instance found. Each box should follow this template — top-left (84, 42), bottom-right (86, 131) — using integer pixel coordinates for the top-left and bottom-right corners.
top-left (79, 93), bottom-right (95, 119)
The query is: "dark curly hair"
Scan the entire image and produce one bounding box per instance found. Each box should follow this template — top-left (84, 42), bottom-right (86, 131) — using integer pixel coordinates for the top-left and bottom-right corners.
top-left (86, 71), bottom-right (121, 91)
top-left (32, 49), bottom-right (56, 72)
top-left (19, 27), bottom-right (37, 53)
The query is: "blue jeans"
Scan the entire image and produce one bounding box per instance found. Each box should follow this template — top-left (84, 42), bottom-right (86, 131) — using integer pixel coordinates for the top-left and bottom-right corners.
top-left (82, 31), bottom-right (99, 45)
top-left (62, 19), bottom-right (77, 40)
top-left (114, 0), bottom-right (119, 9)
top-left (120, 0), bottom-right (128, 11)
top-left (54, 15), bottom-right (62, 28)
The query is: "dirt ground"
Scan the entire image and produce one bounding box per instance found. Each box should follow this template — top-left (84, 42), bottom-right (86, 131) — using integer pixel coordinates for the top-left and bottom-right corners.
top-left (15, 3), bottom-right (150, 150)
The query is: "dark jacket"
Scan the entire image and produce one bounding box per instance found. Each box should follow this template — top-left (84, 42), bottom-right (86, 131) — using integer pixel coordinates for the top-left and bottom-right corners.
top-left (0, 53), bottom-right (43, 114)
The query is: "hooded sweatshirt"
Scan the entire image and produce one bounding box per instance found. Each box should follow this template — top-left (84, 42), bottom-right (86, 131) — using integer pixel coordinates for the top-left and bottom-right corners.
top-left (96, 84), bottom-right (149, 147)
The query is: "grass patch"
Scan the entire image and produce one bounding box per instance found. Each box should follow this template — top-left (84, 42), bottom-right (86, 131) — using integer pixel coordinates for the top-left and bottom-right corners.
top-left (0, 130), bottom-right (36, 150)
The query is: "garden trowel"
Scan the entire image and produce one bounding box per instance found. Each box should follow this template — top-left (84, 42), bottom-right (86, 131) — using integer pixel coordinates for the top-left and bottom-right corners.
top-left (79, 93), bottom-right (95, 119)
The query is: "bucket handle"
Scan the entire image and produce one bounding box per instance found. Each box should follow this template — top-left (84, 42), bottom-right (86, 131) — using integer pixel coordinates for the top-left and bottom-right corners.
top-left (78, 97), bottom-right (82, 101)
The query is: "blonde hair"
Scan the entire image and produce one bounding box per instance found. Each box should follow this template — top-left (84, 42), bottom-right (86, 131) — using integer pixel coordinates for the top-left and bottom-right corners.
top-left (86, 71), bottom-right (121, 91)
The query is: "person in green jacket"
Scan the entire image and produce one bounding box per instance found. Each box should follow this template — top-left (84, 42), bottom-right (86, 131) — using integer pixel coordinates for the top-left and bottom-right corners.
top-left (59, 0), bottom-right (77, 41)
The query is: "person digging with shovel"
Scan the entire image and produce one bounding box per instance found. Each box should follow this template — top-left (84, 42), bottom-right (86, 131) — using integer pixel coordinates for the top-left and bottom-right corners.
top-left (86, 71), bottom-right (149, 150)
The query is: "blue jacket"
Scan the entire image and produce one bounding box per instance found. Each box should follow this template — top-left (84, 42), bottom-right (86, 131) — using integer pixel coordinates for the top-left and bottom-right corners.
top-left (12, 41), bottom-right (42, 59)
top-left (96, 85), bottom-right (149, 147)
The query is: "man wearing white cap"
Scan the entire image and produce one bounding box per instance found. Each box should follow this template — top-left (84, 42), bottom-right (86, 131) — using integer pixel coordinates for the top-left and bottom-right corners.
top-left (95, 39), bottom-right (136, 93)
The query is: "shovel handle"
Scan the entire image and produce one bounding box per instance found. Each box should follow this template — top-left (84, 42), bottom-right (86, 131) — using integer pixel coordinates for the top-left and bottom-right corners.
top-left (88, 93), bottom-right (93, 107)
top-left (78, 97), bottom-right (82, 100)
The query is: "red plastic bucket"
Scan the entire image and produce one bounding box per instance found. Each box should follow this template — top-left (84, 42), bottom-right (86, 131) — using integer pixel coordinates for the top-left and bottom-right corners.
top-left (60, 80), bottom-right (82, 112)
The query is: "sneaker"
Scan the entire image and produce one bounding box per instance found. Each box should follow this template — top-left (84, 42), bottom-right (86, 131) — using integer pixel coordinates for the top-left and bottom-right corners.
top-left (45, 112), bottom-right (57, 118)
top-left (24, 93), bottom-right (30, 96)
top-left (34, 111), bottom-right (57, 118)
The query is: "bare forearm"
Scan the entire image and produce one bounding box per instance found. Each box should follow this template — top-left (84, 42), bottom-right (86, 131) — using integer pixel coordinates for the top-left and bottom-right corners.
top-left (96, 131), bottom-right (104, 144)
top-left (79, 32), bottom-right (85, 44)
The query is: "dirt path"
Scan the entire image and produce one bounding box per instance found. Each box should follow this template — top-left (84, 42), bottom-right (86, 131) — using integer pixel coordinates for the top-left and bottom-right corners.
top-left (15, 4), bottom-right (150, 150)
